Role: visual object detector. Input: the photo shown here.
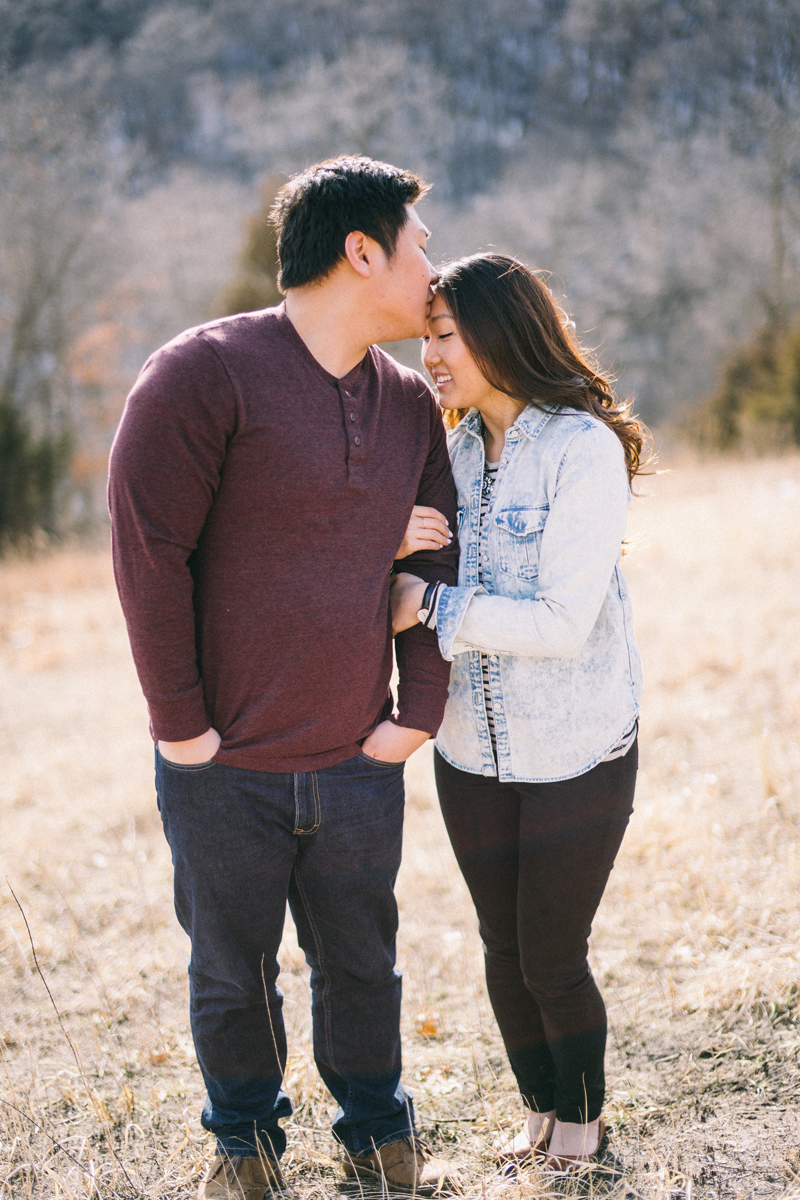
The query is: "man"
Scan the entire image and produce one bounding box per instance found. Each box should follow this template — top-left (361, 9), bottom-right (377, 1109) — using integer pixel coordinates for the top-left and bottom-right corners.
top-left (108, 156), bottom-right (459, 1199)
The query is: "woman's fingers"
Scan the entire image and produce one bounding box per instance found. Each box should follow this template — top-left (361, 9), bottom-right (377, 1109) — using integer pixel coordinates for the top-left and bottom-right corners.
top-left (412, 505), bottom-right (449, 521)
top-left (395, 530), bottom-right (449, 559)
top-left (396, 538), bottom-right (443, 559)
top-left (411, 505), bottom-right (451, 540)
top-left (410, 529), bottom-right (450, 548)
top-left (395, 506), bottom-right (451, 559)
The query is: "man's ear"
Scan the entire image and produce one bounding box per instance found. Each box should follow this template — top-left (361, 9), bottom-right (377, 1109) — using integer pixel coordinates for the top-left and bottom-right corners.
top-left (343, 230), bottom-right (374, 279)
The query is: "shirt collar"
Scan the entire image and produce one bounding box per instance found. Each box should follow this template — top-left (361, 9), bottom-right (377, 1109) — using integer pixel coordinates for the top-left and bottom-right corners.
top-left (274, 301), bottom-right (371, 391)
top-left (459, 404), bottom-right (552, 443)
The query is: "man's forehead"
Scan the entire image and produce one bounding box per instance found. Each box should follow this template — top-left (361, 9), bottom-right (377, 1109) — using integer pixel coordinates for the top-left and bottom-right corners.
top-left (405, 205), bottom-right (430, 237)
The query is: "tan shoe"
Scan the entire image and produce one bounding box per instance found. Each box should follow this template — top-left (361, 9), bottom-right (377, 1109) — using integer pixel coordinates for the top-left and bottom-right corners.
top-left (496, 1111), bottom-right (555, 1164)
top-left (199, 1154), bottom-right (285, 1199)
top-left (343, 1136), bottom-right (458, 1195)
top-left (538, 1115), bottom-right (607, 1175)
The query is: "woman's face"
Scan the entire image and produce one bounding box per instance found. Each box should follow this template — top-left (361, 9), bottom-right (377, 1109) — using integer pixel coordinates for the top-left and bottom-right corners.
top-left (422, 293), bottom-right (498, 413)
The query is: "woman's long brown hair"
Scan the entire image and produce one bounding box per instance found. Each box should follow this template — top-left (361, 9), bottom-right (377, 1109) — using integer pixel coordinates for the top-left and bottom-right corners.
top-left (434, 254), bottom-right (651, 484)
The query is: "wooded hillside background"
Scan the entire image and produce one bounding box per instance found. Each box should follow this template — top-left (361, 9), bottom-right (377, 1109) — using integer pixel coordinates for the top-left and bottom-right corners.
top-left (1, 0), bottom-right (798, 537)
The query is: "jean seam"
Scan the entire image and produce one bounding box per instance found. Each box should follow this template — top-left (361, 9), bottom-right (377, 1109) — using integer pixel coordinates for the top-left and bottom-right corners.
top-left (352, 1127), bottom-right (413, 1157)
top-left (292, 772), bottom-right (321, 835)
top-left (291, 860), bottom-right (335, 1069)
top-left (310, 771), bottom-right (320, 832)
top-left (216, 1143), bottom-right (279, 1162)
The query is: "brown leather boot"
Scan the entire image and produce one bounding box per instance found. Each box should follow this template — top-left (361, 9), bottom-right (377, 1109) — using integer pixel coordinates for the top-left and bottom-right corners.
top-left (198, 1154), bottom-right (285, 1199)
top-left (343, 1136), bottom-right (458, 1195)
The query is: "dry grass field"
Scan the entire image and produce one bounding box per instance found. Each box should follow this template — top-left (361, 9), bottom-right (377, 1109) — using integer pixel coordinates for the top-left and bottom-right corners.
top-left (1, 453), bottom-right (800, 1199)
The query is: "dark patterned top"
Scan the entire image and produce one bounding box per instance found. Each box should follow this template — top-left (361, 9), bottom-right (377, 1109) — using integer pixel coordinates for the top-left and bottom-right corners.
top-left (478, 458), bottom-right (500, 755)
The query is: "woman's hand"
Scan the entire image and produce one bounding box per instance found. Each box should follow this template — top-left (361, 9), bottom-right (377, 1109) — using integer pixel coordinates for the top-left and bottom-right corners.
top-left (395, 505), bottom-right (451, 559)
top-left (390, 572), bottom-right (428, 634)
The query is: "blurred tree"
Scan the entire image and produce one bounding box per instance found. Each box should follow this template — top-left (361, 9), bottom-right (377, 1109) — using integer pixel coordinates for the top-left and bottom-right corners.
top-left (0, 404), bottom-right (71, 546)
top-left (0, 0), bottom-right (151, 69)
top-left (2, 0), bottom-right (799, 444)
top-left (0, 63), bottom-right (112, 544)
top-left (217, 179), bottom-right (282, 315)
top-left (691, 316), bottom-right (800, 450)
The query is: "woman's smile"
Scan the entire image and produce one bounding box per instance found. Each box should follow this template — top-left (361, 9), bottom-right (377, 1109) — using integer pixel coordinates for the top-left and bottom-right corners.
top-left (423, 292), bottom-right (500, 412)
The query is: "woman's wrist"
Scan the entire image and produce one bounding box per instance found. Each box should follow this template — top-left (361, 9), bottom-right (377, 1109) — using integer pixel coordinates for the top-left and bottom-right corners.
top-left (417, 580), bottom-right (446, 630)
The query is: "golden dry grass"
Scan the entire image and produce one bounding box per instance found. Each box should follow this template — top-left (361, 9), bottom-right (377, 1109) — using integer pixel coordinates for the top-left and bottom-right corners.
top-left (1, 453), bottom-right (800, 1198)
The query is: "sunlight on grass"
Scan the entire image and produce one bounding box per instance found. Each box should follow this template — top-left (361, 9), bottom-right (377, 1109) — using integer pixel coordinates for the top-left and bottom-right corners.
top-left (1, 453), bottom-right (799, 1197)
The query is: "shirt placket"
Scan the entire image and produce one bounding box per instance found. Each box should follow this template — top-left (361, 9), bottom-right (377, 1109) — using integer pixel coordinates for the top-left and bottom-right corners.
top-left (339, 382), bottom-right (364, 479)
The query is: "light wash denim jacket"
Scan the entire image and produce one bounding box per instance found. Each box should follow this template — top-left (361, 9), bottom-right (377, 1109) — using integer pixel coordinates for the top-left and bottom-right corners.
top-left (435, 404), bottom-right (643, 782)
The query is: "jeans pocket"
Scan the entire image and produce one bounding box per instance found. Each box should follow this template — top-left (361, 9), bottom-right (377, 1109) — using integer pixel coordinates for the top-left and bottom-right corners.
top-left (158, 754), bottom-right (217, 772)
top-left (358, 752), bottom-right (405, 770)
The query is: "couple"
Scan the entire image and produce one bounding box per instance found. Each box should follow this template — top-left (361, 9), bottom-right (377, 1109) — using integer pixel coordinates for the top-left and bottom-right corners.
top-left (108, 155), bottom-right (647, 1199)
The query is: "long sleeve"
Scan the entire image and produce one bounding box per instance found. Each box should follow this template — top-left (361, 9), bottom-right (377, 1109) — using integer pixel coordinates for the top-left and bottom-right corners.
top-left (437, 422), bottom-right (629, 661)
top-left (393, 400), bottom-right (459, 734)
top-left (108, 336), bottom-right (237, 741)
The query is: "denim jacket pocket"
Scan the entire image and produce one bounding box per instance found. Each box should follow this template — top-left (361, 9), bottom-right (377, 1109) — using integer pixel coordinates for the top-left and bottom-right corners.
top-left (494, 505), bottom-right (548, 581)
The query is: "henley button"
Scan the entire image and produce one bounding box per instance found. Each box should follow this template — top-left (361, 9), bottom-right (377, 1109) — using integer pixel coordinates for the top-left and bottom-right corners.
top-left (354, 435), bottom-right (361, 446)
top-left (349, 411), bottom-right (356, 421)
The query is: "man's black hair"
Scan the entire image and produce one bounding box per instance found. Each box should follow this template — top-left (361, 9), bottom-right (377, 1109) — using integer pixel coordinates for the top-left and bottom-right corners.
top-left (270, 155), bottom-right (430, 291)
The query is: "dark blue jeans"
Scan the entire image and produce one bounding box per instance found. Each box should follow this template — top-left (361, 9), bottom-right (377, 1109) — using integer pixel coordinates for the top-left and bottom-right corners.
top-left (155, 749), bottom-right (414, 1160)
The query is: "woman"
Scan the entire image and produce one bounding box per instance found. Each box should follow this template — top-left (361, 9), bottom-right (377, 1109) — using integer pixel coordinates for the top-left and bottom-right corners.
top-left (392, 254), bottom-right (649, 1173)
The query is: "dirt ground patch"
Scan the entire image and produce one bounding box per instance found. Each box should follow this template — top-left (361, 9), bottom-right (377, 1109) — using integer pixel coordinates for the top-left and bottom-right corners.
top-left (1, 453), bottom-right (800, 1198)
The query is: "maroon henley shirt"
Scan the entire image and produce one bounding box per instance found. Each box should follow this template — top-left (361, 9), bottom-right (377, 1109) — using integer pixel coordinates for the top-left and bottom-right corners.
top-left (108, 304), bottom-right (459, 773)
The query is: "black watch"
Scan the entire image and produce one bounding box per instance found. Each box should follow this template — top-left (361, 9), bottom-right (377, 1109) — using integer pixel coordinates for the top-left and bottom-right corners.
top-left (416, 582), bottom-right (437, 626)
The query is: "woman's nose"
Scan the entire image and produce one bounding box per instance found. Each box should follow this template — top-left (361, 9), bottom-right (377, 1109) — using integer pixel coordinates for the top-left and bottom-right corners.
top-left (422, 341), bottom-right (439, 370)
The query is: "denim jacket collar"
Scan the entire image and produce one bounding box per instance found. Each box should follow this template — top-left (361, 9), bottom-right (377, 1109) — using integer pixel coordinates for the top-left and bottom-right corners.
top-left (456, 404), bottom-right (554, 445)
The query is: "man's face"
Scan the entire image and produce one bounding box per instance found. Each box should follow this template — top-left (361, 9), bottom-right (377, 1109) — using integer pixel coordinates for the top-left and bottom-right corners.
top-left (375, 205), bottom-right (438, 340)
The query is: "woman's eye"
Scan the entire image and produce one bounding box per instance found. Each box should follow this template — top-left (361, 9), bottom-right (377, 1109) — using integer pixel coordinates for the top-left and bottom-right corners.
top-left (439, 332), bottom-right (453, 340)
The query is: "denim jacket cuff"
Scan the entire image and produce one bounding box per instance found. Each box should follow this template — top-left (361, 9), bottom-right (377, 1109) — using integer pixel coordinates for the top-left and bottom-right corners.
top-left (436, 585), bottom-right (487, 661)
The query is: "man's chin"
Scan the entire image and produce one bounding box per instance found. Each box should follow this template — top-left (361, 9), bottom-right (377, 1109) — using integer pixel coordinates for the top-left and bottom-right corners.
top-left (376, 307), bottom-right (428, 345)
top-left (394, 316), bottom-right (427, 341)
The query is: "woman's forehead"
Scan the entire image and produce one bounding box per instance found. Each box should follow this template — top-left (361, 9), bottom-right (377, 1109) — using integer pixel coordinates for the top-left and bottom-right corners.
top-left (428, 295), bottom-right (455, 321)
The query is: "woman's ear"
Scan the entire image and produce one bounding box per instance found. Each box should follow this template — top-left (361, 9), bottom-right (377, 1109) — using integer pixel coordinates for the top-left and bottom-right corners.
top-left (343, 230), bottom-right (373, 279)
